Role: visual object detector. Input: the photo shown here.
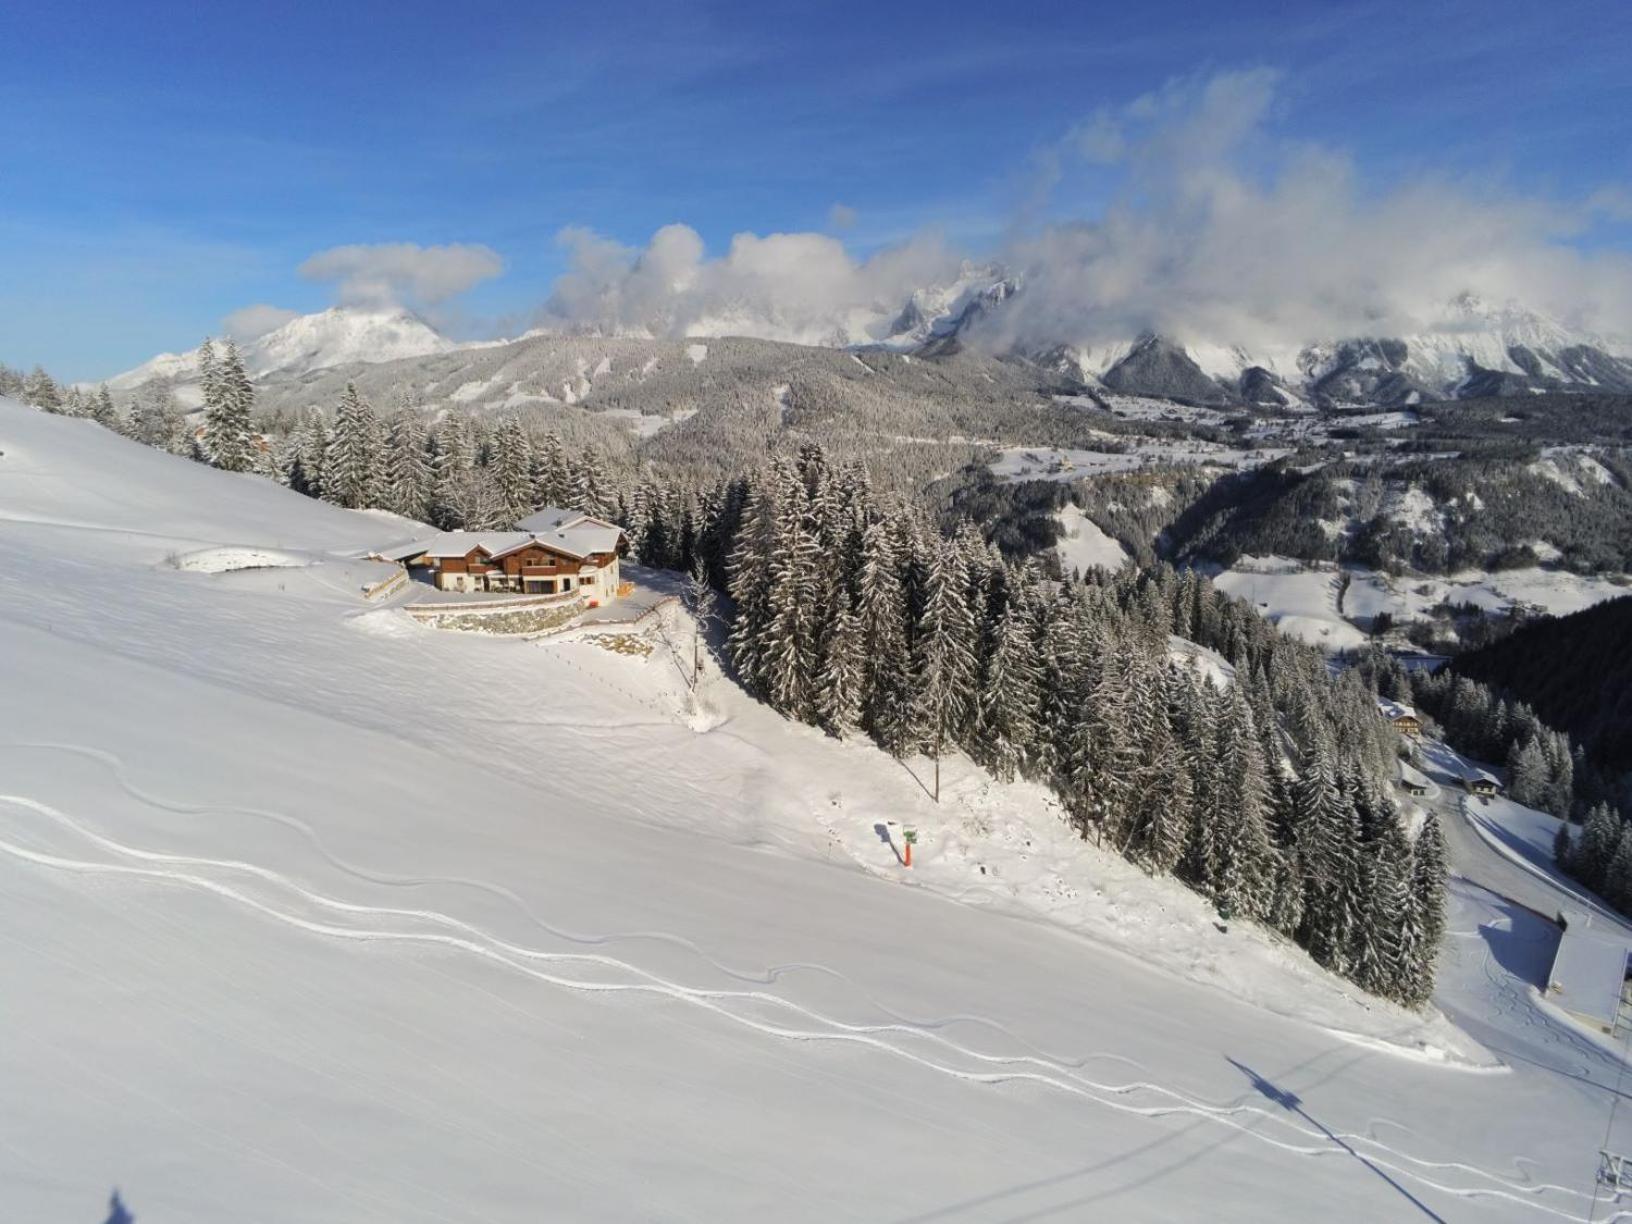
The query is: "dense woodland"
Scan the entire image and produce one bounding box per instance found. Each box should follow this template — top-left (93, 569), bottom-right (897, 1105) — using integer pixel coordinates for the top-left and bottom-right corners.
top-left (1450, 598), bottom-right (1632, 778)
top-left (3, 348), bottom-right (1450, 1007)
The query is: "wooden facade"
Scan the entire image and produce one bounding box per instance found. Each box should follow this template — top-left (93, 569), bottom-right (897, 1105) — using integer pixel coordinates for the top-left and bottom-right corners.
top-left (417, 540), bottom-right (623, 600)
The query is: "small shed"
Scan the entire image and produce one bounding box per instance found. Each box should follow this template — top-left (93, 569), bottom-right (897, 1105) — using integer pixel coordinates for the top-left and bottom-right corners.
top-left (1398, 759), bottom-right (1431, 796)
top-left (1548, 910), bottom-right (1632, 1035)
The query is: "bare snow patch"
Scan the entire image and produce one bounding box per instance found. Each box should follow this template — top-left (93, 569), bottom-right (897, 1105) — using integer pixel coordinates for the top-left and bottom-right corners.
top-left (1054, 504), bottom-right (1128, 573)
top-left (170, 547), bottom-right (311, 574)
top-left (685, 343), bottom-right (708, 365)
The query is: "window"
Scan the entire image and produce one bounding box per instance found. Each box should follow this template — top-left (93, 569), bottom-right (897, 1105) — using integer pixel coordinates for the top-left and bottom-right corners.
top-left (580, 573), bottom-right (595, 585)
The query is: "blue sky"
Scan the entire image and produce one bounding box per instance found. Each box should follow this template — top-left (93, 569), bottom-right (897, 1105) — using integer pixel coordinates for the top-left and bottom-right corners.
top-left (2, 0), bottom-right (1629, 380)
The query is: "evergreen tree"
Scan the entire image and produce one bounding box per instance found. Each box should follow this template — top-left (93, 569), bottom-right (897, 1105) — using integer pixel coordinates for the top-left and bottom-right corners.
top-left (911, 537), bottom-right (978, 773)
top-left (973, 601), bottom-right (1040, 781)
top-left (205, 340), bottom-right (257, 472)
top-left (532, 431), bottom-right (570, 508)
top-left (131, 382), bottom-right (185, 453)
top-left (324, 383), bottom-right (386, 508)
top-left (493, 417), bottom-right (534, 523)
top-left (856, 519), bottom-right (913, 753)
top-left (89, 385), bottom-right (119, 431)
top-left (386, 415), bottom-right (434, 521)
top-left (814, 602), bottom-right (865, 735)
top-left (22, 365), bottom-right (62, 412)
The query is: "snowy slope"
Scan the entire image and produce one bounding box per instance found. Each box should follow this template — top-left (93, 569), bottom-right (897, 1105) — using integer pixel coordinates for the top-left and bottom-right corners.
top-left (104, 306), bottom-right (457, 394)
top-left (2, 398), bottom-right (1628, 1221)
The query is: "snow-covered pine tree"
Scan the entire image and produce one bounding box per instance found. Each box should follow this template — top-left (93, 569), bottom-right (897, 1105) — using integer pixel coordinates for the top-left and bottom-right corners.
top-left (1410, 810), bottom-right (1448, 957)
top-left (725, 471), bottom-right (783, 698)
top-left (431, 414), bottom-right (475, 528)
top-left (386, 414), bottom-right (434, 521)
top-left (1553, 818), bottom-right (1574, 871)
top-left (1577, 804), bottom-right (1622, 892)
top-left (324, 383), bottom-right (386, 508)
top-left (492, 417), bottom-right (534, 524)
top-left (1506, 737), bottom-right (1549, 809)
top-left (1606, 829), bottom-right (1632, 912)
top-left (89, 385), bottom-right (119, 431)
top-left (856, 518), bottom-right (913, 754)
top-left (1213, 689), bottom-right (1275, 921)
top-left (131, 381), bottom-right (185, 453)
top-left (572, 448), bottom-right (612, 519)
top-left (762, 462), bottom-right (821, 719)
top-left (287, 409), bottom-right (330, 499)
top-left (814, 601), bottom-right (865, 736)
top-left (911, 536), bottom-right (979, 781)
top-left (206, 340), bottom-right (257, 473)
top-left (22, 365), bottom-right (62, 412)
top-left (973, 599), bottom-right (1040, 781)
top-left (532, 431), bottom-right (570, 508)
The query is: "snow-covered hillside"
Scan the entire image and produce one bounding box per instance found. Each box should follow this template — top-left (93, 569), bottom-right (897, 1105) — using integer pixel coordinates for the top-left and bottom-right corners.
top-left (3, 398), bottom-right (1630, 1221)
top-left (105, 306), bottom-right (458, 398)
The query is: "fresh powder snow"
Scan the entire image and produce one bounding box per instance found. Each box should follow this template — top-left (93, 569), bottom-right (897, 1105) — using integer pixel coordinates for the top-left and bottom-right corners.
top-left (1, 399), bottom-right (1629, 1222)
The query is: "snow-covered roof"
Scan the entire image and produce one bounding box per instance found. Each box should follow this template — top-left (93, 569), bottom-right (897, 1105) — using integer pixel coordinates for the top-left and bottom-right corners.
top-left (1549, 911), bottom-right (1630, 1031)
top-left (421, 531), bottom-right (534, 559)
top-left (515, 507), bottom-right (589, 533)
top-left (1398, 760), bottom-right (1432, 790)
top-left (371, 535), bottom-right (442, 562)
top-left (533, 521), bottom-right (624, 559)
top-left (374, 524), bottom-right (624, 563)
top-left (1378, 698), bottom-right (1417, 722)
top-left (509, 508), bottom-right (626, 558)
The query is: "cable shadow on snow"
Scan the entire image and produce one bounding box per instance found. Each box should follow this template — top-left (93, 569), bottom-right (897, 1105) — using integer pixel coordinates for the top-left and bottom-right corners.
top-left (1225, 1057), bottom-right (1447, 1224)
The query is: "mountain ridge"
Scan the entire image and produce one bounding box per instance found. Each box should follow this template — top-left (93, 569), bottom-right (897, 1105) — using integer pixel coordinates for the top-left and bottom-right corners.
top-left (106, 280), bottom-right (1632, 410)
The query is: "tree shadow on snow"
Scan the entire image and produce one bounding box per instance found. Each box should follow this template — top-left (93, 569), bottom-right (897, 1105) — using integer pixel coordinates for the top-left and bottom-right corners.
top-left (1476, 898), bottom-right (1560, 987)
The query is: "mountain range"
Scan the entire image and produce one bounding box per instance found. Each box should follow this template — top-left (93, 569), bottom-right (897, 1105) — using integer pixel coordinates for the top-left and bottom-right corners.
top-left (107, 278), bottom-right (1632, 409)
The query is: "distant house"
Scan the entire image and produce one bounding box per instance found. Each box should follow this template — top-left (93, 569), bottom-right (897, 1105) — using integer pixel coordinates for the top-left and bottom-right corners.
top-left (1377, 698), bottom-right (1421, 737)
top-left (1398, 759), bottom-right (1431, 796)
top-left (371, 507), bottom-right (626, 603)
top-left (1461, 767), bottom-right (1501, 798)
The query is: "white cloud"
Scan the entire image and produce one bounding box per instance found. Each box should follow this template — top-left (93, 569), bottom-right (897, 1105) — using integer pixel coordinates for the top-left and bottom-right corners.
top-left (298, 242), bottom-right (504, 308)
top-left (222, 303), bottom-right (300, 341)
top-left (537, 223), bottom-right (960, 346)
top-left (828, 202), bottom-right (858, 230)
top-left (970, 68), bottom-right (1632, 353)
top-left (530, 68), bottom-right (1632, 354)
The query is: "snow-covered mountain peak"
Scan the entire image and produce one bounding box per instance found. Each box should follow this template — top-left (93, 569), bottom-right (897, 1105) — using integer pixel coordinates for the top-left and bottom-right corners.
top-left (105, 305), bottom-right (457, 393)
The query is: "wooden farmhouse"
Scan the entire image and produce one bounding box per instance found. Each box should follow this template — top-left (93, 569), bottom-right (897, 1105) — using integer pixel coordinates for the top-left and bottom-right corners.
top-left (372, 508), bottom-right (627, 603)
top-left (1377, 698), bottom-right (1422, 738)
top-left (1461, 768), bottom-right (1502, 799)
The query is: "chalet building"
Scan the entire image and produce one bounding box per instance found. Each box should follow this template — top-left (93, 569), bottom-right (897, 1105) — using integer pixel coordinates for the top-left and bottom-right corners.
top-left (1397, 759), bottom-right (1431, 796)
top-left (1377, 698), bottom-right (1422, 738)
top-left (372, 508), bottom-right (626, 602)
top-left (1462, 769), bottom-right (1502, 799)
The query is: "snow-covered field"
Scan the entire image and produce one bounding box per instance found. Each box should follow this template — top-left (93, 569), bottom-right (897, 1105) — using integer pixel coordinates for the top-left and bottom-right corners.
top-left (1216, 555), bottom-right (1631, 652)
top-left (991, 440), bottom-right (1288, 483)
top-left (1053, 503), bottom-right (1128, 573)
top-left (4, 400), bottom-right (1632, 1221)
top-left (1212, 558), bottom-right (1372, 651)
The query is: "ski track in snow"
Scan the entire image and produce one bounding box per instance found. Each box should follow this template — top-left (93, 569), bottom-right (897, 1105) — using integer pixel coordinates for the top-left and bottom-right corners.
top-left (0, 740), bottom-right (1110, 1067)
top-left (0, 782), bottom-right (1605, 1221)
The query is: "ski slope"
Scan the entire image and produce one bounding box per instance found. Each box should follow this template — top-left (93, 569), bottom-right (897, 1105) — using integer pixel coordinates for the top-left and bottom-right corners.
top-left (1, 400), bottom-right (1629, 1222)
